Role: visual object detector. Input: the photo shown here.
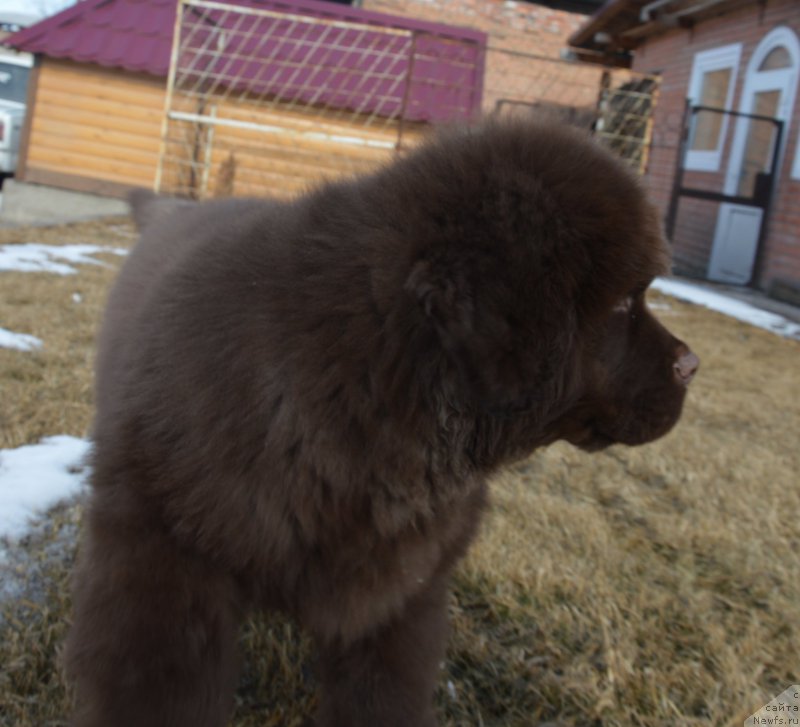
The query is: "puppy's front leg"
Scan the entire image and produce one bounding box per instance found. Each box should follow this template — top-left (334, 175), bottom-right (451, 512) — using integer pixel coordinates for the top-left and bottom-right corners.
top-left (313, 577), bottom-right (449, 727)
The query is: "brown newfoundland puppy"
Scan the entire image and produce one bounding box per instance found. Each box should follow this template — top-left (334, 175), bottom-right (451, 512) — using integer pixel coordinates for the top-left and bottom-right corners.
top-left (66, 118), bottom-right (698, 727)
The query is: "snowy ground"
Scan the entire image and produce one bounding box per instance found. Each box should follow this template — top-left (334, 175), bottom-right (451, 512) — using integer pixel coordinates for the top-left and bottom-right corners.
top-left (0, 242), bottom-right (127, 355)
top-left (0, 242), bottom-right (127, 578)
top-left (0, 438), bottom-right (89, 606)
top-left (651, 277), bottom-right (800, 341)
top-left (0, 273), bottom-right (798, 575)
top-left (0, 326), bottom-right (42, 352)
top-left (0, 437), bottom-right (90, 543)
top-left (0, 242), bottom-right (127, 276)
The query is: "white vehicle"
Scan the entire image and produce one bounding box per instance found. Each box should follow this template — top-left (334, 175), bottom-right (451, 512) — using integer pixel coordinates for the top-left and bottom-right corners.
top-left (0, 52), bottom-right (33, 175)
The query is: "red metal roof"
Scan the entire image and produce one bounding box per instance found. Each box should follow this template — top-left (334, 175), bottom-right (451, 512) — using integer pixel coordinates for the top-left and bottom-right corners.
top-left (4, 0), bottom-right (486, 121)
top-left (4, 0), bottom-right (486, 79)
top-left (5, 0), bottom-right (177, 76)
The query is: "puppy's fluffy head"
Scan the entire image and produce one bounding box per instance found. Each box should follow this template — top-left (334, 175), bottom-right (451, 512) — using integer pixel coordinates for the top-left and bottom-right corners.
top-left (364, 119), bottom-right (693, 463)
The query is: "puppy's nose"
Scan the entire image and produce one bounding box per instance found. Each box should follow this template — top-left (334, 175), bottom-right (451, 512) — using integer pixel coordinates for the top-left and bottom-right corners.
top-left (674, 348), bottom-right (699, 384)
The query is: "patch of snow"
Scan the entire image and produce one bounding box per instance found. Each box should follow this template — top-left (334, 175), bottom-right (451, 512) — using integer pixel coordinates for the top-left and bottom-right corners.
top-left (0, 505), bottom-right (82, 607)
top-left (652, 277), bottom-right (800, 340)
top-left (72, 292), bottom-right (83, 304)
top-left (0, 243), bottom-right (127, 276)
top-left (0, 326), bottom-right (42, 351)
top-left (0, 436), bottom-right (91, 542)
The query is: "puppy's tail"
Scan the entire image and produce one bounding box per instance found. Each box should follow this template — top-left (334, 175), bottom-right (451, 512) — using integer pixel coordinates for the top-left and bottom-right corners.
top-left (128, 189), bottom-right (196, 231)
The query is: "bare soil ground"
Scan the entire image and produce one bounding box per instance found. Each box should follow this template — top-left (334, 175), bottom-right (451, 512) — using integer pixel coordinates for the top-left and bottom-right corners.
top-left (0, 217), bottom-right (798, 726)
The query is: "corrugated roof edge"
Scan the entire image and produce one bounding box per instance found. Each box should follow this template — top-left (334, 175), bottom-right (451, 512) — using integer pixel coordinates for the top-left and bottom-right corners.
top-left (271, 0), bottom-right (487, 42)
top-left (3, 0), bottom-right (111, 52)
top-left (4, 0), bottom-right (487, 78)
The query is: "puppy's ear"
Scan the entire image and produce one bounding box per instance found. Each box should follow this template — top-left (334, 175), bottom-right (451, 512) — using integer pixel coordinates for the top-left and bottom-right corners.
top-left (405, 258), bottom-right (475, 347)
top-left (404, 256), bottom-right (519, 411)
top-left (128, 189), bottom-right (197, 232)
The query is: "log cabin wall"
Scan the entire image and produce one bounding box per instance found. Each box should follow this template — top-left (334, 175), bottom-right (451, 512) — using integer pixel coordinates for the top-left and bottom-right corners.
top-left (19, 58), bottom-right (413, 200)
top-left (21, 59), bottom-right (165, 196)
top-left (160, 94), bottom-right (410, 200)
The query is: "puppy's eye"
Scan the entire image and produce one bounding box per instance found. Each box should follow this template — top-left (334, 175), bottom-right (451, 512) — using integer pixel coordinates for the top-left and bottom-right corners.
top-left (612, 295), bottom-right (634, 314)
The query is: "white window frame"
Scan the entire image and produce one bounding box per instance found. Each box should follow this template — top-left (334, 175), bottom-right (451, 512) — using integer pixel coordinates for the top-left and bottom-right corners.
top-left (736, 26), bottom-right (799, 183)
top-left (777, 31), bottom-right (800, 178)
top-left (685, 43), bottom-right (742, 172)
top-left (792, 128), bottom-right (800, 180)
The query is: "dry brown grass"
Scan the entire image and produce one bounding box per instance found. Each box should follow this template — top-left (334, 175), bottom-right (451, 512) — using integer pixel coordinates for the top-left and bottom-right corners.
top-left (1, 217), bottom-right (798, 727)
top-left (0, 219), bottom-right (136, 449)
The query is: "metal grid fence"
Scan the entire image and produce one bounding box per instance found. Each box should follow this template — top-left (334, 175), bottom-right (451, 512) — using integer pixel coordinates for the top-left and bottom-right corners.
top-left (156, 0), bottom-right (660, 200)
top-left (595, 71), bottom-right (660, 173)
top-left (487, 47), bottom-right (659, 172)
top-left (156, 0), bottom-right (483, 198)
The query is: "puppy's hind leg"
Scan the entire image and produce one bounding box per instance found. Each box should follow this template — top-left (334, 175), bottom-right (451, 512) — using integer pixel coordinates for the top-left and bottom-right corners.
top-left (65, 498), bottom-right (243, 727)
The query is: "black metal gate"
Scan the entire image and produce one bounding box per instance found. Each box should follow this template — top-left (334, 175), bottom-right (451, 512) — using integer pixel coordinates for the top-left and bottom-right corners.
top-left (665, 102), bottom-right (784, 286)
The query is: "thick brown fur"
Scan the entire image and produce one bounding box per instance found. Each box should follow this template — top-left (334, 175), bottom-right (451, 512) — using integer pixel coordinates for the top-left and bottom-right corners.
top-left (66, 118), bottom-right (698, 727)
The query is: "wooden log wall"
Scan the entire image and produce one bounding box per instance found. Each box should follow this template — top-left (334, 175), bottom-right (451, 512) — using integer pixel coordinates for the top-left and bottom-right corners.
top-left (21, 58), bottom-right (421, 200)
top-left (159, 86), bottom-right (425, 199)
top-left (23, 59), bottom-right (164, 195)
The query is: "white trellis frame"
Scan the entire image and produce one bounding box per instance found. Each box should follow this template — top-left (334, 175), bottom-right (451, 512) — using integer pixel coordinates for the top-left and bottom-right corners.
top-left (155, 0), bottom-right (484, 199)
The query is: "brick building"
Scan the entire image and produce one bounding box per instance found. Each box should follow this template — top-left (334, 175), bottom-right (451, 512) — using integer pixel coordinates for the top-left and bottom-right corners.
top-left (363, 0), bottom-right (589, 56)
top-left (5, 0), bottom-right (622, 206)
top-left (362, 0), bottom-right (608, 115)
top-left (571, 0), bottom-right (800, 303)
top-left (6, 0), bottom-right (488, 200)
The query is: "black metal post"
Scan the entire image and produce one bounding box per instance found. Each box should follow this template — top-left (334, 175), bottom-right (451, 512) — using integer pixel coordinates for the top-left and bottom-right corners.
top-left (665, 98), bottom-right (693, 242)
top-left (748, 117), bottom-right (784, 287)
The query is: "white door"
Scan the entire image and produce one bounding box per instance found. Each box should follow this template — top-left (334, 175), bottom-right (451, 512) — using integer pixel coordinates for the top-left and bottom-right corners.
top-left (709, 28), bottom-right (800, 284)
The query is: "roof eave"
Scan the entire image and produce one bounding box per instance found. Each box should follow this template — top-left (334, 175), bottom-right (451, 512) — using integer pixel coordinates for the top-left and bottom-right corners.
top-left (566, 46), bottom-right (634, 68)
top-left (569, 0), bottom-right (754, 64)
top-left (2, 0), bottom-right (108, 52)
top-left (568, 0), bottom-right (634, 48)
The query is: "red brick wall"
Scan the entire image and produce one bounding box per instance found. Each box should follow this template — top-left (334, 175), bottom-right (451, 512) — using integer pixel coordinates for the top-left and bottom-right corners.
top-left (361, 0), bottom-right (604, 116)
top-left (361, 0), bottom-right (585, 57)
top-left (630, 0), bottom-right (800, 296)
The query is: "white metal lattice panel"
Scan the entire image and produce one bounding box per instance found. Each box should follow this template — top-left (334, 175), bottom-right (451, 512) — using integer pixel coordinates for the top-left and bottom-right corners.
top-left (156, 0), bottom-right (484, 199)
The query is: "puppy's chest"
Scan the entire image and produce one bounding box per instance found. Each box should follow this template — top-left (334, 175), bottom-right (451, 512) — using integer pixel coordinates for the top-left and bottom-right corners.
top-left (297, 475), bottom-right (486, 643)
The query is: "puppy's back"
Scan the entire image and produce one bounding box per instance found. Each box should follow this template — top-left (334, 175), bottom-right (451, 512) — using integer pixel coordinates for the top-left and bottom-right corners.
top-left (95, 195), bottom-right (288, 419)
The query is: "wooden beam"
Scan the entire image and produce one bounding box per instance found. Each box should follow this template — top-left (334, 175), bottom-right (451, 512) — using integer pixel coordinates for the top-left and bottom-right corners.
top-left (24, 166), bottom-right (141, 199)
top-left (570, 49), bottom-right (633, 69)
top-left (569, 0), bottom-right (637, 49)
